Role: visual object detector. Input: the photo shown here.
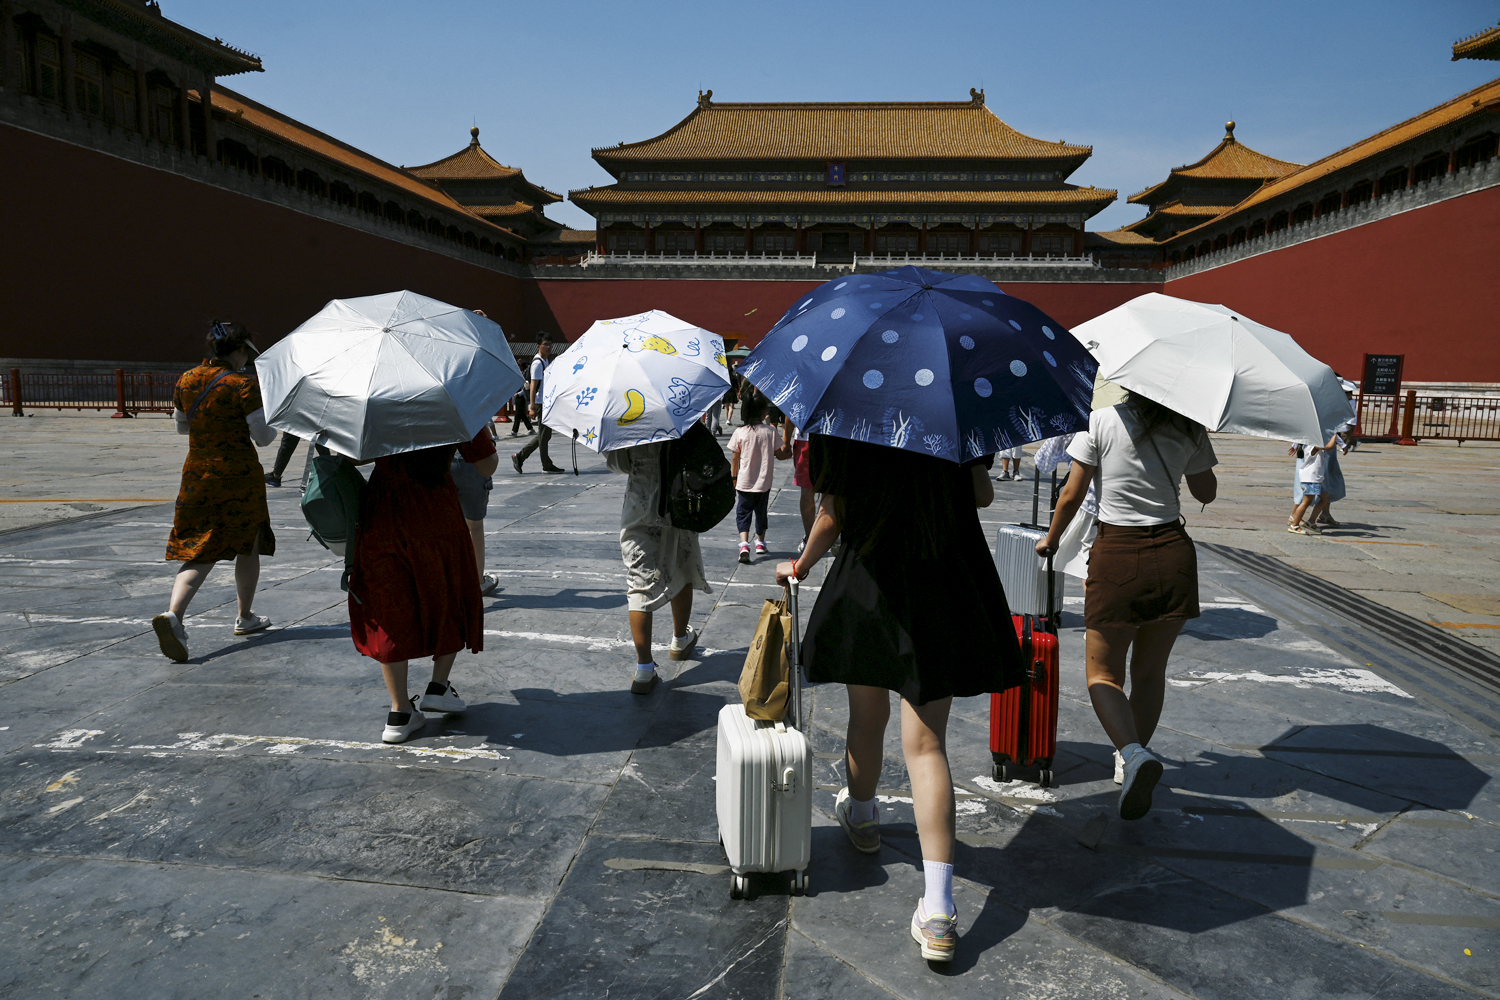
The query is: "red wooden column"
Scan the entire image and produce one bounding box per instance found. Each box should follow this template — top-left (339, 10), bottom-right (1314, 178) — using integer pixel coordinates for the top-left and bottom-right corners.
top-left (134, 60), bottom-right (149, 136)
top-left (918, 220), bottom-right (928, 255)
top-left (743, 221), bottom-right (752, 254)
top-left (694, 221), bottom-right (704, 255)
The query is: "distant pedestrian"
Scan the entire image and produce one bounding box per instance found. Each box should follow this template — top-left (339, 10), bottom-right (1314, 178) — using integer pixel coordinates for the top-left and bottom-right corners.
top-left (776, 436), bottom-right (1020, 964)
top-left (702, 392), bottom-right (723, 436)
top-left (508, 384), bottom-right (534, 436)
top-left (263, 431), bottom-right (306, 488)
top-left (153, 321), bottom-right (279, 663)
top-left (1288, 434), bottom-right (1339, 534)
top-left (997, 443), bottom-right (1024, 481)
top-left (782, 416), bottom-right (815, 550)
top-left (349, 441), bottom-right (484, 744)
top-left (1036, 391), bottom-right (1218, 821)
top-left (605, 441), bottom-right (711, 695)
top-left (728, 395), bottom-right (787, 562)
top-left (723, 364), bottom-right (741, 426)
top-left (513, 336), bottom-right (565, 474)
top-left (451, 422), bottom-right (501, 595)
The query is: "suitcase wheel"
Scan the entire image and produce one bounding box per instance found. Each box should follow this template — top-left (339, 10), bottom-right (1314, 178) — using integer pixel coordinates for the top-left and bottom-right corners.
top-left (1039, 769), bottom-right (1053, 789)
top-left (730, 873), bottom-right (750, 900)
top-left (791, 870), bottom-right (808, 897)
top-left (993, 762), bottom-right (1009, 783)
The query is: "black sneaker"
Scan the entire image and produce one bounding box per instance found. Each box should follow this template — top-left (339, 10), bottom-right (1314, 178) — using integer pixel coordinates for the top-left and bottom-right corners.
top-left (511, 454), bottom-right (524, 475)
top-left (542, 465), bottom-right (567, 474)
top-left (264, 473), bottom-right (281, 487)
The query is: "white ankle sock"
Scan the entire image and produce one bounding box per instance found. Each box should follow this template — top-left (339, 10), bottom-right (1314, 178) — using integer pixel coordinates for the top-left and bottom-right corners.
top-left (634, 662), bottom-right (656, 683)
top-left (675, 628), bottom-right (690, 641)
top-left (922, 860), bottom-right (955, 918)
top-left (848, 794), bottom-right (877, 825)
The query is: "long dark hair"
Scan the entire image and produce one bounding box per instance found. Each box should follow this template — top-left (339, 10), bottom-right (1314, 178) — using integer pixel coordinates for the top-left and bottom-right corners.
top-left (389, 444), bottom-right (457, 489)
top-left (811, 437), bottom-right (959, 561)
top-left (1124, 390), bottom-right (1205, 442)
top-left (740, 394), bottom-right (768, 426)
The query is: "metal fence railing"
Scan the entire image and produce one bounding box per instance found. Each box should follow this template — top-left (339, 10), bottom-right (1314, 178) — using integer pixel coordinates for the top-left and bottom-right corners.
top-left (1357, 392), bottom-right (1500, 444)
top-left (5, 369), bottom-right (178, 417)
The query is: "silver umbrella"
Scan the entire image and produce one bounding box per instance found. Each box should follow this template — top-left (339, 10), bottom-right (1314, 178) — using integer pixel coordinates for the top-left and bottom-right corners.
top-left (256, 290), bottom-right (524, 460)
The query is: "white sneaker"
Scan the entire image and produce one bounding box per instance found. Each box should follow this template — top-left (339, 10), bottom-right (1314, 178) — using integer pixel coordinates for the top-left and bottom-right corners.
top-left (234, 613), bottom-right (272, 635)
top-left (382, 697), bottom-right (425, 744)
top-left (1113, 750), bottom-right (1124, 785)
top-left (421, 682), bottom-right (467, 714)
top-left (668, 626), bottom-right (699, 661)
top-left (480, 572), bottom-right (500, 596)
top-left (152, 612), bottom-right (189, 662)
top-left (1119, 747), bottom-right (1164, 821)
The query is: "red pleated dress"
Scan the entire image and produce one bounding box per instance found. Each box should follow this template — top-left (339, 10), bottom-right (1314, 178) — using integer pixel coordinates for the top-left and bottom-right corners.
top-left (348, 431), bottom-right (494, 663)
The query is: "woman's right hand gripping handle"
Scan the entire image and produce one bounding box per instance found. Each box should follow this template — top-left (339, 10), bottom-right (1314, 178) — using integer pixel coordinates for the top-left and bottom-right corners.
top-left (1036, 460), bottom-right (1096, 557)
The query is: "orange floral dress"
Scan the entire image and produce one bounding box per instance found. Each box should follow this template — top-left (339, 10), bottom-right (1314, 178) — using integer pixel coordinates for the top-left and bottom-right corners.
top-left (166, 359), bottom-right (276, 563)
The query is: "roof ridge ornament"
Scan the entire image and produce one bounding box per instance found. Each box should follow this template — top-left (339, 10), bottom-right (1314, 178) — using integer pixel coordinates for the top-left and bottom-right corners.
top-left (970, 87), bottom-right (985, 106)
top-left (1225, 120), bottom-right (1236, 142)
top-left (698, 89), bottom-right (713, 108)
top-left (470, 126), bottom-right (480, 146)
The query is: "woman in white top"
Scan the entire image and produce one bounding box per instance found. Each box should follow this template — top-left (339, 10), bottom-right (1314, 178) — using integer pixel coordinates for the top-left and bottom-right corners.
top-left (1037, 392), bottom-right (1217, 821)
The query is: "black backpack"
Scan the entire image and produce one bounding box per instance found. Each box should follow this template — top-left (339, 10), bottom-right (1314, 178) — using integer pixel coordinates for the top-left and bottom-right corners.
top-left (658, 421), bottom-right (735, 533)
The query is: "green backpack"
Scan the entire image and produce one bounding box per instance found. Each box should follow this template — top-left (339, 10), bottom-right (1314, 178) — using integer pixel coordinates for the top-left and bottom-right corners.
top-left (301, 445), bottom-right (366, 594)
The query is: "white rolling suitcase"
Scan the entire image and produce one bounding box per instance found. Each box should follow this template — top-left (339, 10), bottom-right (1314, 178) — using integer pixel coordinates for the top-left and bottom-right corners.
top-left (995, 468), bottom-right (1065, 620)
top-left (715, 577), bottom-right (812, 899)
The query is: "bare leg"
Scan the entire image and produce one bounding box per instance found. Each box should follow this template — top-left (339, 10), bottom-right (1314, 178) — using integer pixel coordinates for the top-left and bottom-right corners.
top-left (1289, 495), bottom-right (1313, 525)
top-left (629, 610), bottom-right (653, 663)
top-left (233, 536), bottom-right (261, 618)
top-left (169, 562), bottom-right (213, 618)
top-left (1310, 495), bottom-right (1332, 524)
top-left (902, 695), bottom-right (955, 866)
top-left (1086, 622), bottom-right (1184, 750)
top-left (466, 519), bottom-right (485, 580)
top-left (670, 585), bottom-right (693, 638)
top-left (380, 660), bottom-right (413, 713)
top-left (845, 685), bottom-right (890, 801)
top-left (431, 651), bottom-right (457, 687)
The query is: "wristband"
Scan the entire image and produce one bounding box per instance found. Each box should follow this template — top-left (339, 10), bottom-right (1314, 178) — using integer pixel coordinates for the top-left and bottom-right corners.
top-left (792, 559), bottom-right (809, 582)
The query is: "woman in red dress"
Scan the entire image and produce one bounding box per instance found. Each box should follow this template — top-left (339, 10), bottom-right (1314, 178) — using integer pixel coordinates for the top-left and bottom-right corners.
top-left (350, 428), bottom-right (495, 743)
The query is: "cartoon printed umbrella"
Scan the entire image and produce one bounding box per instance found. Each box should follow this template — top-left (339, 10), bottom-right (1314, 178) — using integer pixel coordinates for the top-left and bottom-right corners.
top-left (541, 310), bottom-right (731, 452)
top-left (740, 266), bottom-right (1097, 462)
top-left (256, 290), bottom-right (523, 460)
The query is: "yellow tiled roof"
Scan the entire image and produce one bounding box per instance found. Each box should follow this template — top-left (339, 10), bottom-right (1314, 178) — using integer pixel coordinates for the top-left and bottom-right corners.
top-left (1147, 202), bottom-right (1237, 218)
top-left (1130, 125), bottom-right (1300, 204)
top-left (1087, 229), bottom-right (1158, 247)
top-left (1168, 75), bottom-right (1500, 242)
top-left (593, 96), bottom-right (1091, 165)
top-left (1453, 22), bottom-right (1500, 60)
top-left (571, 186), bottom-right (1115, 209)
top-left (207, 89), bottom-right (520, 241)
top-left (407, 130), bottom-right (523, 180)
top-left (468, 201), bottom-right (538, 217)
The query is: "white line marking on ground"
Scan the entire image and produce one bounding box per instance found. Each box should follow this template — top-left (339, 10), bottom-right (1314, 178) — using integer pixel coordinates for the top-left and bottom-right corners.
top-left (483, 629), bottom-right (733, 656)
top-left (36, 730), bottom-right (104, 749)
top-left (1169, 667), bottom-right (1412, 697)
top-left (123, 732), bottom-right (507, 761)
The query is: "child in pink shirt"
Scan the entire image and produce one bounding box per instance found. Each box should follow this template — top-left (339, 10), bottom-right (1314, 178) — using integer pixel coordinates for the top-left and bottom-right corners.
top-left (728, 396), bottom-right (788, 562)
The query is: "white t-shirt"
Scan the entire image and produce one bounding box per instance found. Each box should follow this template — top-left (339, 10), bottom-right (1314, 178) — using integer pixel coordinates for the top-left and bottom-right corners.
top-left (1299, 447), bottom-right (1328, 483)
top-left (1066, 405), bottom-right (1217, 526)
top-left (729, 423), bottom-right (778, 492)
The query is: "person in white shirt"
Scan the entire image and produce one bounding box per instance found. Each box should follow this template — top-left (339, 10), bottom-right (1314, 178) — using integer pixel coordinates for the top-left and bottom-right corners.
top-left (1036, 392), bottom-right (1217, 822)
top-left (512, 337), bottom-right (565, 474)
top-left (1288, 434), bottom-right (1339, 534)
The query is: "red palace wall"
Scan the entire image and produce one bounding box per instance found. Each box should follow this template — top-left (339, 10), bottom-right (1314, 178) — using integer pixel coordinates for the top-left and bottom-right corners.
top-left (0, 124), bottom-right (532, 363)
top-left (532, 277), bottom-right (1161, 345)
top-left (1165, 184), bottom-right (1500, 383)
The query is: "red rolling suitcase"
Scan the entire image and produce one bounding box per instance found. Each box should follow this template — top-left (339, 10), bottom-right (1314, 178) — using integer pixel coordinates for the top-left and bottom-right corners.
top-left (989, 614), bottom-right (1060, 787)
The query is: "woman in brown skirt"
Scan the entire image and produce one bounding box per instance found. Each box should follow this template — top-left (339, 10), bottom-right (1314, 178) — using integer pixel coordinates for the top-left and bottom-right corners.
top-left (1037, 391), bottom-right (1217, 820)
top-left (153, 322), bottom-right (278, 662)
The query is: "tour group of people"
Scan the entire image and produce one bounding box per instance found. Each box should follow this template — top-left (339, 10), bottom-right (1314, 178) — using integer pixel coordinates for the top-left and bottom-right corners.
top-left (156, 318), bottom-right (1224, 965)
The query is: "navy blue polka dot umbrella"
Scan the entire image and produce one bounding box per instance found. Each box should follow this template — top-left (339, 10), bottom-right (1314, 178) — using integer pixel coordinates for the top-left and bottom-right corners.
top-left (740, 266), bottom-right (1098, 462)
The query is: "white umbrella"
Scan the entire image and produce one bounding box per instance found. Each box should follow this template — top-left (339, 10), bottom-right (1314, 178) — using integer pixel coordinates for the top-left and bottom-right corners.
top-left (256, 290), bottom-right (524, 460)
top-left (541, 310), bottom-right (730, 451)
top-left (1072, 292), bottom-right (1348, 444)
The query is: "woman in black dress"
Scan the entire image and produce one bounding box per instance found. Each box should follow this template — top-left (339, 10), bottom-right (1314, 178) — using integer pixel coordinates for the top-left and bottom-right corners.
top-left (777, 436), bottom-right (1022, 963)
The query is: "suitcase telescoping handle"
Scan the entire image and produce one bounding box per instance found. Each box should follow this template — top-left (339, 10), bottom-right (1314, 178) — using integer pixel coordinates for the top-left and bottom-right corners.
top-left (786, 576), bottom-right (804, 732)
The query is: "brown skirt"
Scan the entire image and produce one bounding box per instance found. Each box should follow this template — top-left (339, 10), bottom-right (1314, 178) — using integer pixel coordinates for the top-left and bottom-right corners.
top-left (1084, 520), bottom-right (1200, 628)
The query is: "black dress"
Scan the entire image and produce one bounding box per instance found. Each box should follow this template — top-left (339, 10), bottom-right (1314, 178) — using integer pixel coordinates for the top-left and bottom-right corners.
top-left (802, 437), bottom-right (1024, 706)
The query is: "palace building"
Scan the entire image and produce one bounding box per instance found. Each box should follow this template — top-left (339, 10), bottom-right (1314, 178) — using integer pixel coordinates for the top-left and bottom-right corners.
top-left (569, 90), bottom-right (1116, 261)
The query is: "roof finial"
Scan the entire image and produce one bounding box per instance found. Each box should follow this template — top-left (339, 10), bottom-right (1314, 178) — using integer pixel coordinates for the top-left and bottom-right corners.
top-left (1225, 120), bottom-right (1236, 141)
top-left (697, 89), bottom-right (713, 108)
top-left (970, 87), bottom-right (985, 105)
top-left (470, 125), bottom-right (480, 145)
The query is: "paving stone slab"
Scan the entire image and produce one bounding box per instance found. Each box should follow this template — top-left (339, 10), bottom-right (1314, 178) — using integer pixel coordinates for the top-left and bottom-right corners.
top-left (0, 854), bottom-right (542, 1000)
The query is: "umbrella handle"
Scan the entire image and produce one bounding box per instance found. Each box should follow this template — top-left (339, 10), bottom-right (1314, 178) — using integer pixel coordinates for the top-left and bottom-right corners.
top-left (571, 428), bottom-right (579, 476)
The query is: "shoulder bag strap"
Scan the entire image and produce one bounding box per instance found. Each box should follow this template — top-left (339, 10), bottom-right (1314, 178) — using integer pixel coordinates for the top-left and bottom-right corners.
top-left (184, 369), bottom-right (235, 423)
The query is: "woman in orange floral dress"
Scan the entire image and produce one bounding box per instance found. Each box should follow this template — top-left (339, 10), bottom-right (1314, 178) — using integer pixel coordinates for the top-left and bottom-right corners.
top-left (152, 322), bottom-right (279, 662)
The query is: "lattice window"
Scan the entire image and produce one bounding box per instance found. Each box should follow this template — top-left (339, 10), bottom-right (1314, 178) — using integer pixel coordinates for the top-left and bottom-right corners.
top-left (875, 232), bottom-right (918, 254)
top-left (110, 66), bottom-right (136, 130)
top-left (977, 233), bottom-right (1023, 255)
top-left (752, 231), bottom-right (796, 255)
top-left (1413, 153), bottom-right (1448, 185)
top-left (1032, 234), bottom-right (1073, 255)
top-left (35, 35), bottom-right (61, 102)
top-left (704, 230), bottom-right (743, 254)
top-left (606, 230), bottom-right (646, 254)
top-left (150, 85), bottom-right (176, 144)
top-left (1456, 133), bottom-right (1498, 170)
top-left (928, 233), bottom-right (969, 255)
top-left (654, 231), bottom-right (696, 254)
top-left (74, 51), bottom-right (104, 118)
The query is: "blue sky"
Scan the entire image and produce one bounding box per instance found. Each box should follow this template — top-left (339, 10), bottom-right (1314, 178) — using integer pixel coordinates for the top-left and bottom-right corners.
top-left (187, 0), bottom-right (1499, 233)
